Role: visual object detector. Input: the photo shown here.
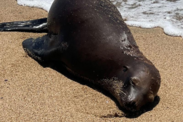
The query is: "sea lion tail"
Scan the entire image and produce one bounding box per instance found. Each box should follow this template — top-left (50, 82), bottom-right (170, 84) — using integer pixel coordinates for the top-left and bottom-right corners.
top-left (0, 18), bottom-right (47, 33)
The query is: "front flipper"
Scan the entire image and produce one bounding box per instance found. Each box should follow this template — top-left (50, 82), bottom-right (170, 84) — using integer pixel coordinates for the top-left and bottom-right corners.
top-left (22, 34), bottom-right (66, 62)
top-left (0, 18), bottom-right (47, 33)
top-left (22, 35), bottom-right (49, 61)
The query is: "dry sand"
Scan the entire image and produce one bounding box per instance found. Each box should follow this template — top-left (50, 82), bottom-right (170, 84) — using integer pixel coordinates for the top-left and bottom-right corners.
top-left (0, 0), bottom-right (183, 121)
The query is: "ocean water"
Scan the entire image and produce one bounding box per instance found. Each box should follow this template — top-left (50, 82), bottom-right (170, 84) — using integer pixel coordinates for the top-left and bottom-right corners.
top-left (17, 0), bottom-right (183, 38)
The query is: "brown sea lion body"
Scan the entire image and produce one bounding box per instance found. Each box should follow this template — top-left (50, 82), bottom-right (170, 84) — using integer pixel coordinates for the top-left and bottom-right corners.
top-left (0, 0), bottom-right (161, 112)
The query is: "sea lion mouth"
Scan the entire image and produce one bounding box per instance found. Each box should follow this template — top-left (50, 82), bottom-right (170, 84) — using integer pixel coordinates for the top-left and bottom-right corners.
top-left (119, 94), bottom-right (142, 112)
top-left (124, 101), bottom-right (138, 112)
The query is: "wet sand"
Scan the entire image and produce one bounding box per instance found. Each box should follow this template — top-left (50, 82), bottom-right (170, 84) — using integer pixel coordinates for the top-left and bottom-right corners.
top-left (0, 0), bottom-right (183, 121)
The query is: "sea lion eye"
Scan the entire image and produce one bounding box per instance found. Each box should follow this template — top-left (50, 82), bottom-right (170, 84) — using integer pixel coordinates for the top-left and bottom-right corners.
top-left (123, 66), bottom-right (128, 72)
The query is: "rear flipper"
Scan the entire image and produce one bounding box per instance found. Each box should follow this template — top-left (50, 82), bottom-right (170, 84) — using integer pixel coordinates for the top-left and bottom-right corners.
top-left (0, 18), bottom-right (47, 33)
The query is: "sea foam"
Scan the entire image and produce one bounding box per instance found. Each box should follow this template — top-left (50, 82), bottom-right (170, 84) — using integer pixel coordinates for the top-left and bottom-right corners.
top-left (17, 0), bottom-right (183, 38)
top-left (17, 0), bottom-right (53, 12)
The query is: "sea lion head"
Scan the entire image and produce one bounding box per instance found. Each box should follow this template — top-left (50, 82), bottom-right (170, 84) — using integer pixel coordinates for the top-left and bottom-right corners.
top-left (114, 61), bottom-right (161, 112)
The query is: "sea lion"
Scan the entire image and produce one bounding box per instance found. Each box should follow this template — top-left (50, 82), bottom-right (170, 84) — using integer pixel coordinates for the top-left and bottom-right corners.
top-left (0, 0), bottom-right (161, 112)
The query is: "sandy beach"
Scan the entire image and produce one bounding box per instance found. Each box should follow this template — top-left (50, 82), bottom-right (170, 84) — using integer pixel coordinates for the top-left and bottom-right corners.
top-left (0, 0), bottom-right (183, 121)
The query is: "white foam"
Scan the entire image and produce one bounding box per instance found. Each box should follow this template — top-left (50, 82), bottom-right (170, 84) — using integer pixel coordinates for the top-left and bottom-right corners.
top-left (17, 0), bottom-right (183, 38)
top-left (17, 0), bottom-right (53, 12)
top-left (112, 0), bottom-right (183, 38)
